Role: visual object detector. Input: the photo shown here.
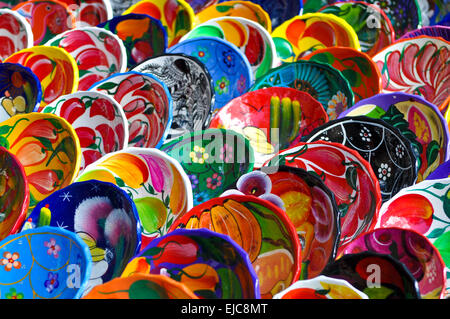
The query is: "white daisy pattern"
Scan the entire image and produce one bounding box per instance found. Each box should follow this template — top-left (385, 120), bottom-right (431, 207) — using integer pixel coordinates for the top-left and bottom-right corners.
top-left (395, 144), bottom-right (405, 159)
top-left (378, 163), bottom-right (391, 181)
top-left (359, 126), bottom-right (372, 142)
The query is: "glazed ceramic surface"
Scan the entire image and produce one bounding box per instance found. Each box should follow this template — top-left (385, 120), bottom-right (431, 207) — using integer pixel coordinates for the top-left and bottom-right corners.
top-left (58, 0), bottom-right (113, 27)
top-left (185, 0), bottom-right (219, 14)
top-left (41, 91), bottom-right (129, 170)
top-left (426, 160), bottom-right (450, 180)
top-left (160, 129), bottom-right (254, 205)
top-left (168, 36), bottom-right (254, 113)
top-left (0, 226), bottom-right (91, 299)
top-left (0, 8), bottom-right (33, 61)
top-left (169, 194), bottom-right (301, 299)
top-left (76, 147), bottom-right (193, 249)
top-left (249, 60), bottom-right (354, 121)
top-left (89, 71), bottom-right (172, 149)
top-left (400, 25), bottom-right (450, 41)
top-left (45, 27), bottom-right (127, 91)
top-left (132, 53), bottom-right (214, 140)
top-left (122, 228), bottom-right (260, 299)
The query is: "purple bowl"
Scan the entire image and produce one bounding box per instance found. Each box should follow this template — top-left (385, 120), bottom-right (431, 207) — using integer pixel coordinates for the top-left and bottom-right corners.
top-left (426, 159), bottom-right (450, 180)
top-left (399, 26), bottom-right (450, 42)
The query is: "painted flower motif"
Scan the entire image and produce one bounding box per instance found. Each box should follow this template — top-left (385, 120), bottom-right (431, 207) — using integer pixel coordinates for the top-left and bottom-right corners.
top-left (375, 0), bottom-right (392, 15)
top-left (195, 46), bottom-right (210, 62)
top-left (206, 173), bottom-right (222, 190)
top-left (395, 144), bottom-right (405, 158)
top-left (44, 238), bottom-right (61, 259)
top-left (189, 145), bottom-right (209, 164)
top-left (5, 288), bottom-right (24, 299)
top-left (188, 174), bottom-right (199, 189)
top-left (319, 135), bottom-right (330, 142)
top-left (1, 252), bottom-right (21, 271)
top-left (194, 191), bottom-right (209, 206)
top-left (236, 74), bottom-right (247, 95)
top-left (44, 272), bottom-right (59, 293)
top-left (359, 126), bottom-right (372, 142)
top-left (222, 50), bottom-right (235, 68)
top-left (378, 163), bottom-right (392, 181)
top-left (327, 91), bottom-right (348, 120)
top-left (215, 77), bottom-right (229, 95)
top-left (219, 143), bottom-right (234, 163)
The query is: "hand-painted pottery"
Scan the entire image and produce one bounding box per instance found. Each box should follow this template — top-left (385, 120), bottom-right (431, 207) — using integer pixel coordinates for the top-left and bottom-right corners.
top-left (426, 160), bottom-right (450, 180)
top-left (181, 16), bottom-right (277, 79)
top-left (301, 47), bottom-right (382, 103)
top-left (41, 91), bottom-right (129, 171)
top-left (421, 0), bottom-right (450, 26)
top-left (0, 63), bottom-right (42, 122)
top-left (12, 0), bottom-right (76, 45)
top-left (0, 8), bottom-right (33, 61)
top-left (160, 129), bottom-right (254, 205)
top-left (341, 227), bottom-right (446, 299)
top-left (273, 275), bottom-right (369, 299)
top-left (122, 0), bottom-right (195, 47)
top-left (89, 71), bottom-right (173, 149)
top-left (318, 2), bottom-right (395, 57)
top-left (322, 251), bottom-right (421, 299)
top-left (185, 0), bottom-right (219, 14)
top-left (249, 60), bottom-right (354, 120)
top-left (132, 53), bottom-right (214, 140)
top-left (45, 27), bottom-right (127, 91)
top-left (168, 194), bottom-right (301, 299)
top-left (122, 228), bottom-right (260, 299)
top-left (302, 116), bottom-right (418, 202)
top-left (271, 12), bottom-right (360, 63)
top-left (108, 0), bottom-right (139, 16)
top-left (4, 45), bottom-right (79, 108)
top-left (22, 180), bottom-right (141, 295)
top-left (0, 113), bottom-right (81, 211)
top-left (168, 36), bottom-right (254, 113)
top-left (98, 13), bottom-right (167, 70)
top-left (0, 147), bottom-right (29, 241)
top-left (339, 93), bottom-right (450, 182)
top-left (57, 0), bottom-right (113, 27)
top-left (372, 36), bottom-right (450, 111)
top-left (83, 273), bottom-right (198, 299)
top-left (0, 226), bottom-right (91, 299)
top-left (76, 147), bottom-right (193, 249)
top-left (400, 25), bottom-right (450, 42)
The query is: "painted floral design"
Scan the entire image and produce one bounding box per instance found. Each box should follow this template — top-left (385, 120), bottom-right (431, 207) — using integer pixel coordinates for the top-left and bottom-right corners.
top-left (5, 288), bottom-right (24, 299)
top-left (190, 145), bottom-right (209, 164)
top-left (219, 143), bottom-right (234, 163)
top-left (0, 10), bottom-right (30, 61)
top-left (327, 91), bottom-right (348, 119)
top-left (44, 272), bottom-right (59, 293)
top-left (44, 238), bottom-right (61, 258)
top-left (236, 74), bottom-right (247, 95)
top-left (395, 144), bottom-right (405, 159)
top-left (188, 174), bottom-right (199, 189)
top-left (222, 49), bottom-right (235, 68)
top-left (215, 77), bottom-right (229, 95)
top-left (1, 252), bottom-right (21, 271)
top-left (206, 173), bottom-right (222, 190)
top-left (378, 163), bottom-right (392, 181)
top-left (359, 126), bottom-right (372, 142)
top-left (195, 46), bottom-right (210, 62)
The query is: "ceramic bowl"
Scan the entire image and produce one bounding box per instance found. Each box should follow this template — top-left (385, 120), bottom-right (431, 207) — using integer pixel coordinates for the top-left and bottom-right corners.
top-left (122, 228), bottom-right (260, 299)
top-left (89, 71), bottom-right (173, 149)
top-left (4, 45), bottom-right (79, 108)
top-left (264, 141), bottom-right (382, 252)
top-left (318, 1), bottom-right (395, 57)
top-left (426, 160), bottom-right (450, 180)
top-left (22, 180), bottom-right (141, 295)
top-left (0, 226), bottom-right (91, 299)
top-left (185, 0), bottom-right (219, 14)
top-left (168, 36), bottom-right (254, 113)
top-left (372, 36), bottom-right (450, 111)
top-left (123, 0), bottom-right (195, 47)
top-left (169, 194), bottom-right (301, 299)
top-left (0, 112), bottom-right (81, 211)
top-left (400, 26), bottom-right (450, 42)
top-left (160, 128), bottom-right (254, 205)
top-left (45, 26), bottom-right (127, 91)
top-left (40, 91), bottom-right (129, 171)
top-left (341, 227), bottom-right (447, 299)
top-left (67, 0), bottom-right (113, 27)
top-left (98, 13), bottom-right (167, 69)
top-left (83, 273), bottom-right (198, 299)
top-left (76, 147), bottom-right (193, 249)
top-left (0, 62), bottom-right (42, 122)
top-left (0, 8), bottom-right (33, 61)
top-left (12, 0), bottom-right (76, 45)
top-left (0, 147), bottom-right (29, 241)
top-left (249, 60), bottom-right (354, 120)
top-left (273, 275), bottom-right (368, 299)
top-left (132, 53), bottom-right (214, 140)
top-left (339, 92), bottom-right (450, 182)
top-left (271, 12), bottom-right (360, 62)
top-left (302, 116), bottom-right (418, 201)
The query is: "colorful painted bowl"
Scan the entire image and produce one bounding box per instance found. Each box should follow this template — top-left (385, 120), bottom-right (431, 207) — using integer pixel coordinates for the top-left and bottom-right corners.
top-left (302, 116), bottom-right (418, 202)
top-left (40, 91), bottom-right (129, 170)
top-left (426, 160), bottom-right (450, 180)
top-left (22, 180), bottom-right (141, 295)
top-left (169, 194), bottom-right (301, 299)
top-left (0, 226), bottom-right (91, 299)
top-left (98, 13), bottom-right (167, 69)
top-left (271, 12), bottom-right (360, 62)
top-left (0, 62), bottom-right (42, 122)
top-left (0, 8), bottom-right (33, 61)
top-left (339, 93), bottom-right (450, 182)
top-left (181, 16), bottom-right (277, 79)
top-left (249, 60), bottom-right (354, 120)
top-left (45, 26), bottom-right (127, 91)
top-left (61, 0), bottom-right (113, 27)
top-left (273, 275), bottom-right (369, 299)
top-left (4, 45), bottom-right (79, 108)
top-left (340, 227), bottom-right (447, 299)
top-left (160, 128), bottom-right (254, 205)
top-left (89, 71), bottom-right (173, 149)
top-left (400, 25), bottom-right (450, 42)
top-left (318, 1), bottom-right (395, 57)
top-left (122, 228), bottom-right (260, 299)
top-left (0, 112), bottom-right (81, 211)
top-left (372, 36), bottom-right (450, 111)
top-left (0, 147), bottom-right (29, 241)
top-left (132, 53), bottom-right (214, 140)
top-left (264, 141), bottom-right (382, 252)
top-left (168, 36), bottom-right (254, 113)
top-left (83, 273), bottom-right (198, 299)
top-left (76, 147), bottom-right (193, 249)
top-left (185, 0), bottom-right (219, 14)
top-left (123, 0), bottom-right (195, 47)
